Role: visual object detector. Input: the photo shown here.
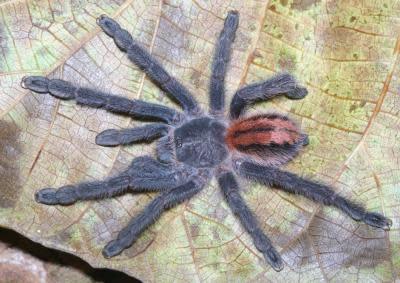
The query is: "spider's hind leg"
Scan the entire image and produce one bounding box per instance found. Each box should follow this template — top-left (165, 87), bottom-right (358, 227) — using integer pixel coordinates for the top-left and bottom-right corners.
top-left (35, 173), bottom-right (131, 205)
top-left (237, 161), bottom-right (393, 230)
top-left (102, 179), bottom-right (204, 258)
top-left (301, 133), bottom-right (309, 146)
top-left (218, 171), bottom-right (284, 271)
top-left (35, 156), bottom-right (194, 205)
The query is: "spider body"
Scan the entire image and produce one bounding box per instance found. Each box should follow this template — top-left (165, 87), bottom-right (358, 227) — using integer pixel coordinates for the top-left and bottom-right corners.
top-left (21, 11), bottom-right (392, 272)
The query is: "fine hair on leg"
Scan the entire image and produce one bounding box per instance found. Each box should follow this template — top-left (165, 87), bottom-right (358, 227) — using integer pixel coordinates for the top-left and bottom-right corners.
top-left (218, 171), bottom-right (284, 271)
top-left (156, 135), bottom-right (175, 163)
top-left (21, 76), bottom-right (181, 124)
top-left (237, 161), bottom-right (392, 230)
top-left (35, 156), bottom-right (194, 205)
top-left (209, 10), bottom-right (239, 114)
top-left (35, 173), bottom-right (131, 205)
top-left (96, 123), bottom-right (170, 146)
top-left (96, 15), bottom-right (199, 114)
top-left (102, 180), bottom-right (203, 258)
top-left (126, 156), bottom-right (196, 190)
top-left (230, 73), bottom-right (308, 119)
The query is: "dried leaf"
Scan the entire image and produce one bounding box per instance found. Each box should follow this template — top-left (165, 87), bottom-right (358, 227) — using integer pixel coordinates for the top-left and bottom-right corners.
top-left (0, 0), bottom-right (399, 281)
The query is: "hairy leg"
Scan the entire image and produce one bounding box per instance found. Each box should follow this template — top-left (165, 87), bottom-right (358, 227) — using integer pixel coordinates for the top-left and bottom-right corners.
top-left (97, 15), bottom-right (199, 114)
top-left (126, 156), bottom-right (196, 190)
top-left (230, 73), bottom-right (308, 119)
top-left (156, 135), bottom-right (175, 163)
top-left (237, 161), bottom-right (392, 230)
top-left (96, 123), bottom-right (169, 146)
top-left (21, 76), bottom-right (181, 124)
top-left (209, 11), bottom-right (239, 115)
top-left (218, 172), bottom-right (283, 271)
top-left (35, 174), bottom-right (131, 205)
top-left (35, 156), bottom-right (194, 205)
top-left (102, 180), bottom-right (203, 258)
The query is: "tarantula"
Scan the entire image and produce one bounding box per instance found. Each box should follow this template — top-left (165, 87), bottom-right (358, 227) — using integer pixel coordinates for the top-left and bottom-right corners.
top-left (21, 11), bottom-right (392, 271)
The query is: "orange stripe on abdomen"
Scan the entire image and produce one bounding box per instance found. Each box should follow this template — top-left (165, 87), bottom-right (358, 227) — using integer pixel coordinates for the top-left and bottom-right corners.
top-left (226, 114), bottom-right (301, 151)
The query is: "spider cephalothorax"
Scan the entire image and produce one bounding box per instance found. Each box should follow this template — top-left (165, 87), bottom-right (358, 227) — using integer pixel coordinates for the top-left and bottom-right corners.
top-left (21, 11), bottom-right (392, 272)
top-left (174, 117), bottom-right (228, 168)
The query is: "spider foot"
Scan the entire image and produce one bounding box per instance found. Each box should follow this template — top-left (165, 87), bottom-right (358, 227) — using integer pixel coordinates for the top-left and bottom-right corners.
top-left (225, 10), bottom-right (239, 27)
top-left (35, 186), bottom-right (77, 205)
top-left (96, 15), bottom-right (132, 51)
top-left (21, 76), bottom-right (76, 99)
top-left (102, 239), bottom-right (125, 258)
top-left (96, 15), bottom-right (120, 37)
top-left (301, 134), bottom-right (309, 146)
top-left (264, 248), bottom-right (284, 272)
top-left (95, 129), bottom-right (121, 146)
top-left (35, 188), bottom-right (57, 204)
top-left (21, 76), bottom-right (49, 93)
top-left (286, 86), bottom-right (308, 100)
top-left (363, 212), bottom-right (392, 230)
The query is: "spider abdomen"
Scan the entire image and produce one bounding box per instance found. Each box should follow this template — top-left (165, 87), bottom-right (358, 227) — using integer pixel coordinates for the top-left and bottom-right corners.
top-left (226, 114), bottom-right (305, 164)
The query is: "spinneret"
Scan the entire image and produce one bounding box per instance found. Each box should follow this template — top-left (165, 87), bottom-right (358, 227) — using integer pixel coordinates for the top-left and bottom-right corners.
top-left (21, 11), bottom-right (392, 272)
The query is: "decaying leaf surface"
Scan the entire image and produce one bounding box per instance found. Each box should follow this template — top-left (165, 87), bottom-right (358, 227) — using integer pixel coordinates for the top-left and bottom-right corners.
top-left (0, 0), bottom-right (399, 281)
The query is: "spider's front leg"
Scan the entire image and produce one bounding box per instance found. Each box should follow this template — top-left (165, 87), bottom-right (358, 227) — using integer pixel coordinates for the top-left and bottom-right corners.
top-left (96, 15), bottom-right (199, 114)
top-left (218, 172), bottom-right (284, 271)
top-left (35, 156), bottom-right (194, 205)
top-left (237, 161), bottom-right (392, 230)
top-left (103, 178), bottom-right (204, 258)
top-left (21, 76), bottom-right (181, 124)
top-left (21, 76), bottom-right (182, 124)
top-left (209, 10), bottom-right (239, 115)
top-left (230, 73), bottom-right (308, 119)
